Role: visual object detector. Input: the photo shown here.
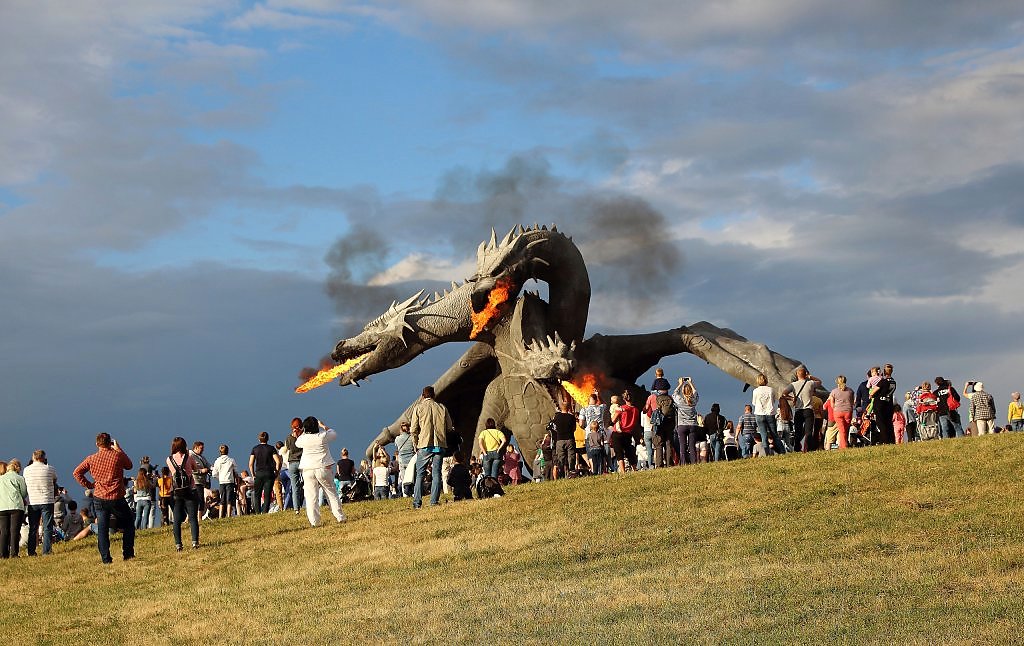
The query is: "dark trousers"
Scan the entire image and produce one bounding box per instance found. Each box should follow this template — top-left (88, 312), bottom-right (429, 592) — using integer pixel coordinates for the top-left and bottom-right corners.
top-left (253, 470), bottom-right (275, 513)
top-left (27, 502), bottom-right (54, 555)
top-left (172, 491), bottom-right (200, 547)
top-left (0, 509), bottom-right (25, 558)
top-left (677, 425), bottom-right (700, 464)
top-left (874, 402), bottom-right (895, 444)
top-left (95, 497), bottom-right (135, 563)
top-left (794, 409), bottom-right (816, 451)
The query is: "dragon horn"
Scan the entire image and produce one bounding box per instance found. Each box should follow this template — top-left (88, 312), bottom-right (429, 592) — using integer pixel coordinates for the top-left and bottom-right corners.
top-left (489, 228), bottom-right (497, 249)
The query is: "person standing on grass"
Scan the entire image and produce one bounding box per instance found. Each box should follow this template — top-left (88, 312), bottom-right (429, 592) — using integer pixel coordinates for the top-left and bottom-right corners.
top-left (73, 433), bottom-right (135, 563)
top-left (132, 469), bottom-right (153, 530)
top-left (167, 437), bottom-right (200, 551)
top-left (968, 383), bottom-right (997, 436)
top-left (24, 449), bottom-right (58, 556)
top-left (295, 416), bottom-right (346, 526)
top-left (410, 386), bottom-right (453, 509)
top-left (285, 418), bottom-right (305, 513)
top-left (550, 400), bottom-right (577, 481)
top-left (248, 432), bottom-right (281, 514)
top-left (869, 364), bottom-right (898, 444)
top-left (0, 459), bottom-right (28, 559)
top-left (157, 467), bottom-right (173, 525)
top-left (211, 445), bottom-right (239, 519)
top-left (394, 422), bottom-right (416, 496)
top-left (933, 377), bottom-right (964, 439)
top-left (825, 376), bottom-right (855, 450)
top-left (478, 418), bottom-right (507, 480)
top-left (782, 367), bottom-right (821, 452)
top-left (189, 441), bottom-right (211, 516)
top-left (903, 392), bottom-right (919, 442)
top-left (673, 377), bottom-right (700, 465)
top-left (372, 457), bottom-right (389, 500)
top-left (737, 405), bottom-right (758, 458)
top-left (1009, 392), bottom-right (1023, 432)
top-left (504, 444), bottom-right (522, 485)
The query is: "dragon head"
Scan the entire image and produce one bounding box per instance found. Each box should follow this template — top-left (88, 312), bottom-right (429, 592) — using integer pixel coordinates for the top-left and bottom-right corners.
top-left (506, 331), bottom-right (577, 382)
top-left (469, 224), bottom-right (564, 329)
top-left (329, 290), bottom-right (425, 386)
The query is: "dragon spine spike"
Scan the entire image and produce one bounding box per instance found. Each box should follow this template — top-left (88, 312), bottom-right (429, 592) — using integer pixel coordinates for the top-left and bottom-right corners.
top-left (489, 228), bottom-right (497, 249)
top-left (397, 290), bottom-right (425, 311)
top-left (546, 334), bottom-right (556, 348)
top-left (551, 224), bottom-right (558, 232)
top-left (450, 281), bottom-right (458, 290)
top-left (433, 291), bottom-right (441, 301)
top-left (533, 222), bottom-right (539, 230)
top-left (442, 289), bottom-right (449, 298)
top-left (502, 227), bottom-right (517, 247)
top-left (533, 257), bottom-right (551, 267)
top-left (476, 240), bottom-right (487, 262)
top-left (553, 331), bottom-right (563, 343)
top-left (541, 224), bottom-right (548, 231)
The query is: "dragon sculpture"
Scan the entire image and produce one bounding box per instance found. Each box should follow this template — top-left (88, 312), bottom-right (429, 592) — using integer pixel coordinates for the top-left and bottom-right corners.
top-left (324, 224), bottom-right (805, 463)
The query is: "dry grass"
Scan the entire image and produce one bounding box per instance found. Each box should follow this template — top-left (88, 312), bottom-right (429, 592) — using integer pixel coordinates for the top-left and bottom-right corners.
top-left (3, 435), bottom-right (1023, 645)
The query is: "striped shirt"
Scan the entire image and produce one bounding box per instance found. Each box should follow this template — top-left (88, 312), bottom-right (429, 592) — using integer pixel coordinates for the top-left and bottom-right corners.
top-left (738, 413), bottom-right (758, 435)
top-left (23, 461), bottom-right (58, 505)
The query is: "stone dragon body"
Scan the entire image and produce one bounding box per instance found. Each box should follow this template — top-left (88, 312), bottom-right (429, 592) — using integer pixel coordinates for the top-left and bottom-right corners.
top-left (325, 225), bottom-right (806, 463)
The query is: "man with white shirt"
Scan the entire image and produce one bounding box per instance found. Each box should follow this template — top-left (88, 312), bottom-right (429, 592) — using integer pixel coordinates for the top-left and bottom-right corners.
top-left (24, 450), bottom-right (58, 556)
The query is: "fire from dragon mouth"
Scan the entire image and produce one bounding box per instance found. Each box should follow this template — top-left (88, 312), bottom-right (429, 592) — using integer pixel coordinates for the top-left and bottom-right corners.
top-left (469, 276), bottom-right (515, 339)
top-left (295, 351), bottom-right (371, 394)
top-left (561, 373), bottom-right (600, 408)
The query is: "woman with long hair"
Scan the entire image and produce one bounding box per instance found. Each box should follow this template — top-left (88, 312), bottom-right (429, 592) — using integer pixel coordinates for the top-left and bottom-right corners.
top-left (295, 416), bottom-right (346, 526)
top-left (0, 458), bottom-right (28, 558)
top-left (673, 377), bottom-right (700, 465)
top-left (167, 436), bottom-right (200, 550)
top-left (777, 396), bottom-right (795, 451)
top-left (133, 468), bottom-right (153, 530)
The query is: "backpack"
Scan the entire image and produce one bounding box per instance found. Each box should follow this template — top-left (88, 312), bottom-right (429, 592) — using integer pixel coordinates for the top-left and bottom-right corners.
top-left (946, 388), bottom-right (961, 410)
top-left (169, 455), bottom-right (193, 497)
top-left (651, 394), bottom-right (675, 428)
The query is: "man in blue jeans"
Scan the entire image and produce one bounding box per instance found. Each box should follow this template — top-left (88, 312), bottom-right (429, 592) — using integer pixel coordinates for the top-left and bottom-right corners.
top-left (73, 434), bottom-right (135, 563)
top-left (285, 418), bottom-right (304, 513)
top-left (410, 386), bottom-right (453, 508)
top-left (24, 450), bottom-right (58, 556)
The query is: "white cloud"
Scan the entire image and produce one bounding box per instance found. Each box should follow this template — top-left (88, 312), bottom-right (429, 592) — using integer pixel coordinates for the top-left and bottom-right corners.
top-left (367, 253), bottom-right (477, 286)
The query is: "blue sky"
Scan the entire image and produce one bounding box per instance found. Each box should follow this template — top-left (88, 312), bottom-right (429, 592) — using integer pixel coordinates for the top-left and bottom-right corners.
top-left (3, 0), bottom-right (1024, 487)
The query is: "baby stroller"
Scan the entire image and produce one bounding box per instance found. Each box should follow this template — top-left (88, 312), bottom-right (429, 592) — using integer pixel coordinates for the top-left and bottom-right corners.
top-left (341, 473), bottom-right (372, 503)
top-left (917, 409), bottom-right (940, 441)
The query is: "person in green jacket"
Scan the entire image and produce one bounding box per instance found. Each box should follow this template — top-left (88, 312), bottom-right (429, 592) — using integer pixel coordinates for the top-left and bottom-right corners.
top-left (0, 459), bottom-right (29, 558)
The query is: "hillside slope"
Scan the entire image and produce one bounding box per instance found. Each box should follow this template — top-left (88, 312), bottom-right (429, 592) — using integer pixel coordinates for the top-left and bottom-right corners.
top-left (3, 436), bottom-right (1023, 644)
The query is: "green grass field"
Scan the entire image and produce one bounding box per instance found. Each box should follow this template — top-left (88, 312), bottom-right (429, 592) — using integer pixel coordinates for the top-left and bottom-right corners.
top-left (3, 435), bottom-right (1023, 645)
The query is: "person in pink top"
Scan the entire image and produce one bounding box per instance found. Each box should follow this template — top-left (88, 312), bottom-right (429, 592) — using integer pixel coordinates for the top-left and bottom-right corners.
top-left (166, 436), bottom-right (200, 551)
top-left (825, 375), bottom-right (855, 450)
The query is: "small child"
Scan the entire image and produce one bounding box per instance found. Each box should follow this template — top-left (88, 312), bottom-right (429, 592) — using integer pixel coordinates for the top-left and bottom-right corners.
top-left (752, 433), bottom-right (767, 458)
top-left (635, 441), bottom-right (649, 470)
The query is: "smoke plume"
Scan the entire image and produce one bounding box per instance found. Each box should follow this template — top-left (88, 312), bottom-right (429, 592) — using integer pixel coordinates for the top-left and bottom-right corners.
top-left (323, 224), bottom-right (400, 337)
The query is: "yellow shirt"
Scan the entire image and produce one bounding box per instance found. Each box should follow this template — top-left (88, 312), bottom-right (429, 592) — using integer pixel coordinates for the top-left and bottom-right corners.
top-left (574, 425), bottom-right (586, 449)
top-left (479, 427), bottom-right (505, 452)
top-left (1009, 401), bottom-right (1023, 422)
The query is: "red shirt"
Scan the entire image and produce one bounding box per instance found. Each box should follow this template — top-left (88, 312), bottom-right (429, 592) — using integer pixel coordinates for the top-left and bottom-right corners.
top-left (617, 403), bottom-right (639, 433)
top-left (74, 447), bottom-right (133, 500)
top-left (916, 391), bottom-right (938, 414)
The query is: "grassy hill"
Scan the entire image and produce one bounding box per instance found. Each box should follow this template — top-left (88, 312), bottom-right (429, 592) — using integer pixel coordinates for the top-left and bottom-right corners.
top-left (3, 435), bottom-right (1023, 645)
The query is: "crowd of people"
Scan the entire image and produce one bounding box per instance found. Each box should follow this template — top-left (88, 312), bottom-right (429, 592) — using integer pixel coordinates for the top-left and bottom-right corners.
top-left (1, 368), bottom-right (1020, 564)
top-left (532, 366), bottom-right (1020, 479)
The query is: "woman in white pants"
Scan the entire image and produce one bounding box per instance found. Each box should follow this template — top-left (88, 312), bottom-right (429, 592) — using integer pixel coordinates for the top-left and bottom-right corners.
top-left (295, 416), bottom-right (346, 526)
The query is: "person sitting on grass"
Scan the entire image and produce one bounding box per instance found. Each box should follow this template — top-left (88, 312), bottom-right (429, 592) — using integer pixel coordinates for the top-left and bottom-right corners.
top-left (446, 453), bottom-right (473, 501)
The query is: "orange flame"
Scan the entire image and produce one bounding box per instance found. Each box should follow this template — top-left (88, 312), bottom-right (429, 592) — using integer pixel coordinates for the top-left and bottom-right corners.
top-left (561, 373), bottom-right (599, 408)
top-left (469, 277), bottom-right (514, 339)
top-left (295, 353), bottom-right (370, 394)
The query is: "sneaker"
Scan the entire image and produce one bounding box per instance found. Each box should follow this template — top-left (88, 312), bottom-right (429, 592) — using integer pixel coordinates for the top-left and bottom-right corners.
top-left (192, 542), bottom-right (200, 549)
top-left (175, 544), bottom-right (183, 552)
